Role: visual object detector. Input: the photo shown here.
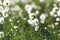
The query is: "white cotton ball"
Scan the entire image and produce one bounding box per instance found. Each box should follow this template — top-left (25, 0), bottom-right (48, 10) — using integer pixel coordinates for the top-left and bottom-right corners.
top-left (9, 18), bottom-right (12, 22)
top-left (25, 4), bottom-right (32, 12)
top-left (50, 11), bottom-right (55, 16)
top-left (53, 4), bottom-right (57, 7)
top-left (39, 0), bottom-right (45, 3)
top-left (0, 31), bottom-right (4, 38)
top-left (29, 13), bottom-right (35, 20)
top-left (44, 27), bottom-right (47, 29)
top-left (10, 29), bottom-right (13, 31)
top-left (56, 17), bottom-right (60, 21)
top-left (55, 22), bottom-right (59, 25)
top-left (0, 17), bottom-right (4, 24)
top-left (27, 10), bottom-right (31, 14)
top-left (57, 10), bottom-right (60, 17)
top-left (0, 6), bottom-right (4, 12)
top-left (52, 6), bottom-right (58, 12)
top-left (40, 13), bottom-right (47, 21)
top-left (3, 0), bottom-right (11, 7)
top-left (35, 10), bottom-right (39, 15)
top-left (0, 1), bottom-right (2, 6)
top-left (2, 10), bottom-right (8, 18)
top-left (14, 25), bottom-right (18, 29)
top-left (44, 39), bottom-right (47, 40)
top-left (35, 26), bottom-right (39, 31)
top-left (57, 0), bottom-right (60, 2)
top-left (34, 19), bottom-right (39, 25)
top-left (53, 14), bottom-right (57, 17)
top-left (28, 19), bottom-right (35, 26)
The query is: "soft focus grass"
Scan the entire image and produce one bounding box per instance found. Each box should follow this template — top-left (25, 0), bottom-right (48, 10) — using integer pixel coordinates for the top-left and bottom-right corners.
top-left (0, 0), bottom-right (60, 40)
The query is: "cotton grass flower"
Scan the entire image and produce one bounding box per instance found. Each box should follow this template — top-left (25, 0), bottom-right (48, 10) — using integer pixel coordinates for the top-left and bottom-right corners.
top-left (34, 19), bottom-right (39, 31)
top-left (57, 0), bottom-right (60, 2)
top-left (39, 0), bottom-right (45, 3)
top-left (57, 9), bottom-right (60, 17)
top-left (56, 17), bottom-right (60, 21)
top-left (14, 25), bottom-right (18, 29)
top-left (0, 17), bottom-right (4, 24)
top-left (0, 31), bottom-right (4, 38)
top-left (44, 27), bottom-right (47, 30)
top-left (55, 22), bottom-right (59, 25)
top-left (0, 1), bottom-right (2, 6)
top-left (35, 10), bottom-right (39, 15)
top-left (40, 13), bottom-right (47, 21)
top-left (40, 13), bottom-right (47, 23)
top-left (25, 4), bottom-right (32, 14)
top-left (0, 6), bottom-right (4, 12)
top-left (52, 6), bottom-right (58, 12)
top-left (29, 13), bottom-right (36, 20)
top-left (28, 19), bottom-right (35, 26)
top-left (9, 18), bottom-right (12, 22)
top-left (25, 4), bottom-right (32, 11)
top-left (3, 0), bottom-right (11, 7)
top-left (50, 11), bottom-right (55, 16)
top-left (35, 26), bottom-right (39, 31)
top-left (2, 10), bottom-right (8, 18)
top-left (28, 14), bottom-right (39, 31)
top-left (53, 14), bottom-right (57, 17)
top-left (28, 18), bottom-right (39, 31)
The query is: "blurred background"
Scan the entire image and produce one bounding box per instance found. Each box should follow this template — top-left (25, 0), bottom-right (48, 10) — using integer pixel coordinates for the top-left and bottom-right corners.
top-left (0, 0), bottom-right (60, 40)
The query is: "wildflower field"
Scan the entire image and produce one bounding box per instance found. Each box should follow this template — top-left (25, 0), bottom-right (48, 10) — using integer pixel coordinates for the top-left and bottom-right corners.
top-left (0, 0), bottom-right (60, 40)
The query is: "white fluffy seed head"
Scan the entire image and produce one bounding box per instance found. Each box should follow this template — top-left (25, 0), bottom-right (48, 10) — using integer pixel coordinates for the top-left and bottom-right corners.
top-left (39, 0), bottom-right (45, 3)
top-left (3, 0), bottom-right (11, 7)
top-left (28, 19), bottom-right (35, 26)
top-left (57, 0), bottom-right (60, 2)
top-left (53, 14), bottom-right (57, 17)
top-left (55, 22), bottom-right (59, 25)
top-left (35, 10), bottom-right (39, 15)
top-left (0, 31), bottom-right (4, 38)
top-left (34, 19), bottom-right (39, 25)
top-left (50, 11), bottom-right (55, 16)
top-left (28, 18), bottom-right (39, 27)
top-left (57, 10), bottom-right (60, 17)
top-left (9, 18), bottom-right (12, 22)
top-left (29, 13), bottom-right (35, 20)
top-left (0, 6), bottom-right (4, 12)
top-left (2, 10), bottom-right (8, 18)
top-left (53, 4), bottom-right (57, 7)
top-left (0, 17), bottom-right (4, 24)
top-left (52, 6), bottom-right (58, 12)
top-left (14, 25), bottom-right (18, 29)
top-left (0, 1), bottom-right (2, 6)
top-left (56, 17), bottom-right (60, 21)
top-left (40, 13), bottom-right (47, 21)
top-left (44, 27), bottom-right (47, 29)
top-left (35, 26), bottom-right (39, 31)
top-left (25, 4), bottom-right (32, 12)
